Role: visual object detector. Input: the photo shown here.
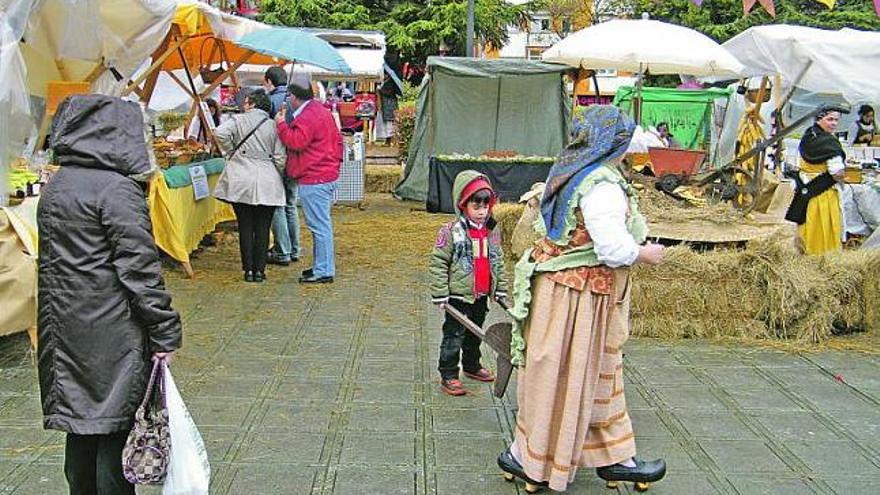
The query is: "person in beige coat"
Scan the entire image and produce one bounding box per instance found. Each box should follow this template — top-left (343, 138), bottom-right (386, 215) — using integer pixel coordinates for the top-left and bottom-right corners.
top-left (214, 89), bottom-right (286, 282)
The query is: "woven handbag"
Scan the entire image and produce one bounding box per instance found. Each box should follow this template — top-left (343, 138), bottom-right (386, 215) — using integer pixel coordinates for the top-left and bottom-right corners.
top-left (122, 358), bottom-right (171, 485)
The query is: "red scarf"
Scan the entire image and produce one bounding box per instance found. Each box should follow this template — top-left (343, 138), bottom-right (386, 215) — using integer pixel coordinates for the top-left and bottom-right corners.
top-left (468, 223), bottom-right (491, 297)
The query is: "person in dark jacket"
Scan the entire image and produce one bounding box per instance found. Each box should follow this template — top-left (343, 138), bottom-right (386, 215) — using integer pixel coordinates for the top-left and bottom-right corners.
top-left (263, 65), bottom-right (302, 267)
top-left (37, 95), bottom-right (183, 495)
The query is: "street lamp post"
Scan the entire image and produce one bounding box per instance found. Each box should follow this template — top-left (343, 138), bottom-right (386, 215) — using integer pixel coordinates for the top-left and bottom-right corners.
top-left (466, 0), bottom-right (475, 57)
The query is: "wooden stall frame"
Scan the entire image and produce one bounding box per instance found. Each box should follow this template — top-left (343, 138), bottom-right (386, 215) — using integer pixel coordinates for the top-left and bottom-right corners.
top-left (116, 24), bottom-right (258, 278)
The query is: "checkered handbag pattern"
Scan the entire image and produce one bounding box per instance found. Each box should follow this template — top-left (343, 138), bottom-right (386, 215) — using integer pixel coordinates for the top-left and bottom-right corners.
top-left (122, 359), bottom-right (171, 485)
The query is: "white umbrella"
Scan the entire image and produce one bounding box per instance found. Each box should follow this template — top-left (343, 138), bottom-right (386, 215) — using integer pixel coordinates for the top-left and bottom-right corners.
top-left (542, 19), bottom-right (744, 78)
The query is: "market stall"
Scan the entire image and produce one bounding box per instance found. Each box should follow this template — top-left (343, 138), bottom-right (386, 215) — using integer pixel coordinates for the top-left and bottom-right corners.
top-left (395, 57), bottom-right (571, 203)
top-left (148, 157), bottom-right (233, 278)
top-left (290, 29), bottom-right (389, 142)
top-left (128, 4), bottom-right (350, 273)
top-left (0, 197), bottom-right (37, 340)
top-left (613, 86), bottom-right (732, 151)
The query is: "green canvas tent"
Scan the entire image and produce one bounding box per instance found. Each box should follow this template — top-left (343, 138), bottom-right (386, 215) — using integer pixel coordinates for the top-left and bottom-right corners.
top-left (613, 86), bottom-right (732, 150)
top-left (394, 57), bottom-right (571, 201)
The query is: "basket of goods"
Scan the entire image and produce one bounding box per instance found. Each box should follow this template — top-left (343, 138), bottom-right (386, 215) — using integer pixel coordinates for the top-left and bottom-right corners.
top-left (177, 138), bottom-right (209, 163)
top-left (152, 138), bottom-right (176, 168)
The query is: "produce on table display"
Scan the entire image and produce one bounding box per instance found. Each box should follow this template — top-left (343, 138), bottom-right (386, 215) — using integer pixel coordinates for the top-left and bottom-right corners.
top-left (152, 137), bottom-right (210, 168)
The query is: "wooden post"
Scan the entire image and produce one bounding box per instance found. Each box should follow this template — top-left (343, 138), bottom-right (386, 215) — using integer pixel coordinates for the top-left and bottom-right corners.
top-left (216, 40), bottom-right (240, 90)
top-left (122, 30), bottom-right (190, 97)
top-left (167, 71), bottom-right (197, 98)
top-left (634, 63), bottom-right (644, 125)
top-left (84, 61), bottom-right (107, 84)
top-left (177, 43), bottom-right (221, 153)
top-left (197, 49), bottom-right (256, 100)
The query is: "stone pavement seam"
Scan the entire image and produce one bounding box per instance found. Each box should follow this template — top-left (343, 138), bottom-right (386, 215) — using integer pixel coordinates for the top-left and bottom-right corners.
top-left (220, 293), bottom-right (321, 493)
top-left (415, 287), bottom-right (436, 495)
top-left (624, 362), bottom-right (739, 495)
top-left (797, 354), bottom-right (880, 409)
top-left (318, 300), bottom-right (376, 495)
top-left (682, 359), bottom-right (828, 495)
top-left (754, 366), bottom-right (880, 472)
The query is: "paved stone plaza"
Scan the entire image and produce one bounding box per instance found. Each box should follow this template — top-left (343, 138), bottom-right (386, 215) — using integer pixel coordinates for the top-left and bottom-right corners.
top-left (1, 195), bottom-right (878, 494)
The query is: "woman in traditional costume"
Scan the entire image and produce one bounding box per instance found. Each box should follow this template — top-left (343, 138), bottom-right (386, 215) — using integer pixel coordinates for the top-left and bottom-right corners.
top-left (497, 106), bottom-right (666, 493)
top-left (845, 105), bottom-right (875, 146)
top-left (785, 106), bottom-right (847, 255)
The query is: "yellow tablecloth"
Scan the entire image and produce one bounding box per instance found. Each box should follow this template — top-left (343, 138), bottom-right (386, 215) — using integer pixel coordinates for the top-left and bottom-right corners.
top-left (148, 172), bottom-right (235, 264)
top-left (0, 198), bottom-right (38, 338)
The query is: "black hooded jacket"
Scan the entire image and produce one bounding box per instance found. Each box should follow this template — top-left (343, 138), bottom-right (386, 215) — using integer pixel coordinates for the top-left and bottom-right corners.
top-left (37, 95), bottom-right (182, 434)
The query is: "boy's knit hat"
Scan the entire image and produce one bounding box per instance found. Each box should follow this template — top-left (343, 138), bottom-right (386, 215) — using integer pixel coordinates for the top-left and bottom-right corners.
top-left (457, 176), bottom-right (497, 212)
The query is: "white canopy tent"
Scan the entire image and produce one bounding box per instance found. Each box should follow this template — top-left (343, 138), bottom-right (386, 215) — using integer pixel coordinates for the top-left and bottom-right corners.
top-left (722, 25), bottom-right (880, 105)
top-left (4, 0), bottom-right (177, 98)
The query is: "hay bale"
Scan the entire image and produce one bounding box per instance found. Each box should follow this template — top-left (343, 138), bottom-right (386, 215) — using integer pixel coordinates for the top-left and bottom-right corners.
top-left (631, 245), bottom-right (769, 340)
top-left (821, 250), bottom-right (880, 334)
top-left (365, 165), bottom-right (401, 194)
top-left (632, 237), bottom-right (880, 343)
top-left (511, 204), bottom-right (542, 260)
top-left (492, 203), bottom-right (523, 260)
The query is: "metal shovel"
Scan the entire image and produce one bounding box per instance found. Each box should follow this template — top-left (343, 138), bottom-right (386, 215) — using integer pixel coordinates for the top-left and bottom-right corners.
top-left (443, 301), bottom-right (515, 398)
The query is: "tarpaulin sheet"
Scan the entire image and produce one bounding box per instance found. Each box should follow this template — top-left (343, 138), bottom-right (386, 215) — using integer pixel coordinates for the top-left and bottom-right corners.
top-left (613, 86), bottom-right (731, 150)
top-left (148, 171), bottom-right (234, 264)
top-left (395, 57), bottom-right (570, 202)
top-left (0, 9), bottom-right (33, 204)
top-left (723, 25), bottom-right (880, 105)
top-left (161, 2), bottom-right (278, 71)
top-left (12, 0), bottom-right (176, 97)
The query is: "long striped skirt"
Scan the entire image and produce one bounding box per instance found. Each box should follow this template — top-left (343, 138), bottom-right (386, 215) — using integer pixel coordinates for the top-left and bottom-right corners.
top-left (513, 268), bottom-right (636, 492)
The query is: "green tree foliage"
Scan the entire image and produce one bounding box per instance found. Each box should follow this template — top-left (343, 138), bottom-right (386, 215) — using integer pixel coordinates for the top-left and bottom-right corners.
top-left (258, 0), bottom-right (531, 66)
top-left (630, 0), bottom-right (880, 43)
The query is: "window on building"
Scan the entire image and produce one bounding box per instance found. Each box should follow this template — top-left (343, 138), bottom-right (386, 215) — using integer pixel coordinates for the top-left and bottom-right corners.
top-left (562, 19), bottom-right (571, 34)
top-left (527, 47), bottom-right (544, 60)
top-left (540, 19), bottom-right (550, 32)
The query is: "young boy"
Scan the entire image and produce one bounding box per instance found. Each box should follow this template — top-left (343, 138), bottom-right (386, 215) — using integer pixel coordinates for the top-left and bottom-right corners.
top-left (429, 171), bottom-right (508, 396)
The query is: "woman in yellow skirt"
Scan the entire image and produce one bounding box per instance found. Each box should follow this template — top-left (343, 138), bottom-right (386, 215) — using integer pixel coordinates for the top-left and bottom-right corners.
top-left (786, 106), bottom-right (848, 255)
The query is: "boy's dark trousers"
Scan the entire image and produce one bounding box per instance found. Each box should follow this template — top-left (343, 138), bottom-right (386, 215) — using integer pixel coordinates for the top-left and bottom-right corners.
top-left (438, 297), bottom-right (488, 380)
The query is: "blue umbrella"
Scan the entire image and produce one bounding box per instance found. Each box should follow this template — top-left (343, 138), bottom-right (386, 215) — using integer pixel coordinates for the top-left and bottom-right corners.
top-left (235, 28), bottom-right (352, 74)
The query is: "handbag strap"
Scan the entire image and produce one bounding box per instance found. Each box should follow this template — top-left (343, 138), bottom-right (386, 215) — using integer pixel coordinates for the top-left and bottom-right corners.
top-left (139, 359), bottom-right (164, 411)
top-left (227, 116), bottom-right (269, 161)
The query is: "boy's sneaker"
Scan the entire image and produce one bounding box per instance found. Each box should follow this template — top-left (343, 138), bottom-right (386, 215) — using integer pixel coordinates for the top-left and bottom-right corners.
top-left (463, 368), bottom-right (495, 382)
top-left (440, 378), bottom-right (466, 396)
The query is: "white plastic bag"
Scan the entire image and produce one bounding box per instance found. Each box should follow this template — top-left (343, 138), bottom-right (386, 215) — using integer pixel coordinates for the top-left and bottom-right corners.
top-left (162, 365), bottom-right (210, 495)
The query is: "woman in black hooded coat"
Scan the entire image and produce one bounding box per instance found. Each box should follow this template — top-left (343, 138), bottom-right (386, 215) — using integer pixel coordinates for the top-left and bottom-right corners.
top-left (37, 95), bottom-right (182, 495)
